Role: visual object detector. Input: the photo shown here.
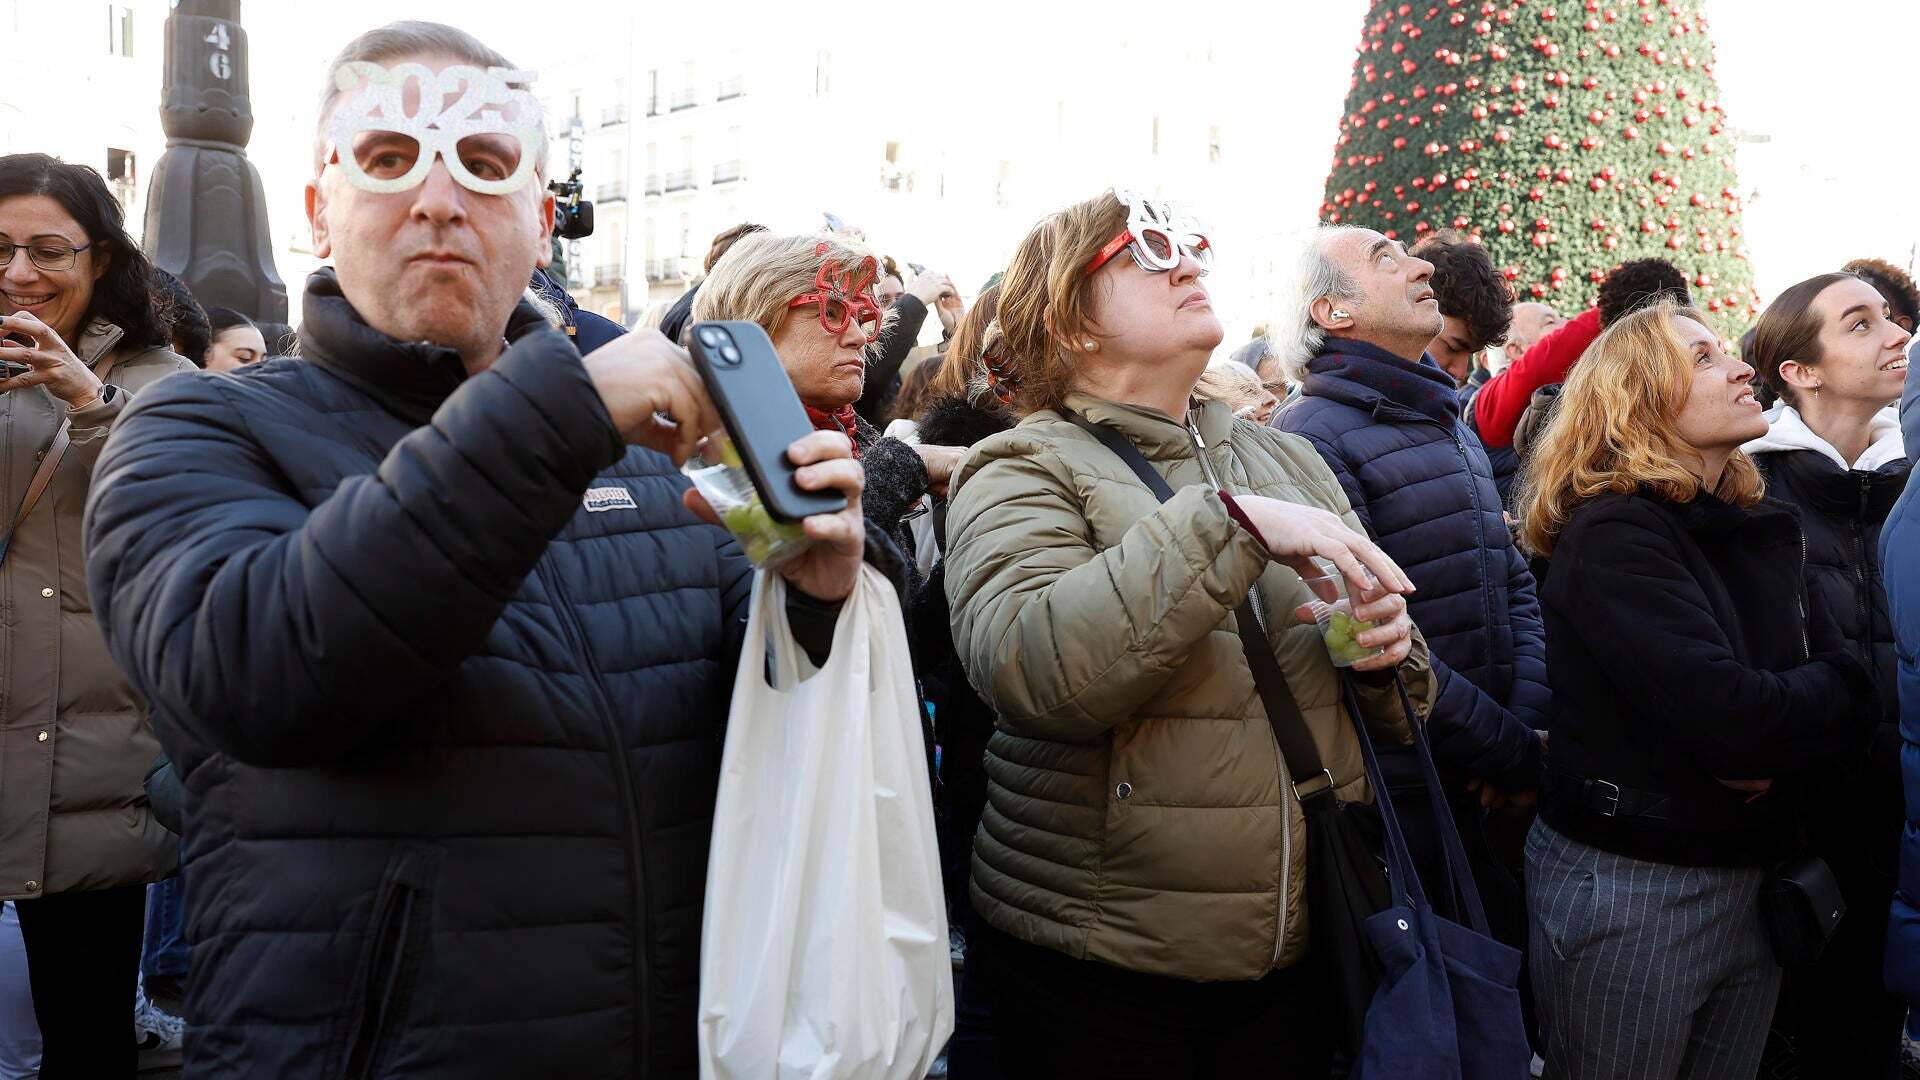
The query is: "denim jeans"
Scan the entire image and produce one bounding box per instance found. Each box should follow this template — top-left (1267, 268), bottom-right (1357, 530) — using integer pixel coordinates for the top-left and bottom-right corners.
top-left (141, 875), bottom-right (189, 980)
top-left (0, 902), bottom-right (40, 1080)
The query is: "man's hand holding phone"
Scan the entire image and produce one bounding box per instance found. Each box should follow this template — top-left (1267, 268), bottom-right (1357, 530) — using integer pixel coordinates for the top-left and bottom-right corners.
top-left (585, 325), bottom-right (867, 602)
top-left (583, 328), bottom-right (721, 464)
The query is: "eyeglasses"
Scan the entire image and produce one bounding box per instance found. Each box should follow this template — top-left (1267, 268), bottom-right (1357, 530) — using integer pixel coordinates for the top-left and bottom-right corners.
top-left (1085, 189), bottom-right (1212, 277)
top-left (0, 239), bottom-right (92, 272)
top-left (788, 245), bottom-right (884, 343)
top-left (323, 61), bottom-right (544, 197)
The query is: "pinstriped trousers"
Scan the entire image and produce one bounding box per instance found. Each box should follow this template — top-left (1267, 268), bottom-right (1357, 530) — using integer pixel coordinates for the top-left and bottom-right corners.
top-left (1525, 820), bottom-right (1782, 1080)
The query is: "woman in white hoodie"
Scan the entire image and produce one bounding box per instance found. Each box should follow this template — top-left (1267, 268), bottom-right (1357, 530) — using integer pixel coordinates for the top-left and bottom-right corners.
top-left (1743, 269), bottom-right (1912, 1079)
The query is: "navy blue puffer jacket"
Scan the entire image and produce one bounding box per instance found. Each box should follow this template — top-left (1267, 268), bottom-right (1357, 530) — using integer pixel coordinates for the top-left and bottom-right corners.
top-left (1882, 366), bottom-right (1920, 1020)
top-left (1275, 338), bottom-right (1548, 788)
top-left (83, 270), bottom-right (783, 1079)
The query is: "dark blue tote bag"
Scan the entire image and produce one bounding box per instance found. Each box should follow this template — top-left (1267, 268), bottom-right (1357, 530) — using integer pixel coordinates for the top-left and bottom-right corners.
top-left (1341, 676), bottom-right (1531, 1079)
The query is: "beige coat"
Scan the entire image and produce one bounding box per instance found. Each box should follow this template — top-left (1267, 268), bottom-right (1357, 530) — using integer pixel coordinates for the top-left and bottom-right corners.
top-left (0, 319), bottom-right (192, 899)
top-left (943, 392), bottom-right (1433, 982)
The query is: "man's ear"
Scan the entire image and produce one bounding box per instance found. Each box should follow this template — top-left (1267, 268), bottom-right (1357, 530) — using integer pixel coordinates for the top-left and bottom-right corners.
top-left (306, 179), bottom-right (332, 260)
top-left (533, 191), bottom-right (555, 268)
top-left (1311, 296), bottom-right (1355, 332)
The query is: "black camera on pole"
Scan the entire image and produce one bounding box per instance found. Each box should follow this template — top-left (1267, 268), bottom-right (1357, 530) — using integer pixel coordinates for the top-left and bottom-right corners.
top-left (550, 168), bottom-right (594, 240)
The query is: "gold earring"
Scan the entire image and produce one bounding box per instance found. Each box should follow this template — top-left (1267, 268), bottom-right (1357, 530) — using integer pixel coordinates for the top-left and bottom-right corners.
top-left (1812, 384), bottom-right (1822, 398)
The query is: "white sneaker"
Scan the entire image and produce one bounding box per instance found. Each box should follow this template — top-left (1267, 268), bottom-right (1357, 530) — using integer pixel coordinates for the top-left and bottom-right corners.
top-left (134, 993), bottom-right (185, 1065)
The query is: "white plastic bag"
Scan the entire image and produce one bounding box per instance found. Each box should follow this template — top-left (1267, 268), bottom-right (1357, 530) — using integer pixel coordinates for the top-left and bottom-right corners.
top-left (698, 566), bottom-right (953, 1080)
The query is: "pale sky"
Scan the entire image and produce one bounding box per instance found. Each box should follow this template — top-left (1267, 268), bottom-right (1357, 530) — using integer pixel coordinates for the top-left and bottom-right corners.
top-left (229, 0), bottom-right (1918, 327)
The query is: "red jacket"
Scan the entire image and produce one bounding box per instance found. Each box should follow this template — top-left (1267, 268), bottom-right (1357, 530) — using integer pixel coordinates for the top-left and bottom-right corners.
top-left (1471, 307), bottom-right (1602, 448)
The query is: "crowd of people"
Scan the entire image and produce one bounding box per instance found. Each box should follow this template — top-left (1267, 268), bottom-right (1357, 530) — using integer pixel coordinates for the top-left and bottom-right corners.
top-left (1, 16), bottom-right (1918, 1080)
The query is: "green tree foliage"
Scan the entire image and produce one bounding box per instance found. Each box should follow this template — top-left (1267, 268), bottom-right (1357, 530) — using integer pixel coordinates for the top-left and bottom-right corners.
top-left (1320, 0), bottom-right (1757, 328)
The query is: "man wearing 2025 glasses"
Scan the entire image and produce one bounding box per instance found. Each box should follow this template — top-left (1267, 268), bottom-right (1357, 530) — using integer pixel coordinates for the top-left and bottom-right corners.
top-left (81, 22), bottom-right (867, 1079)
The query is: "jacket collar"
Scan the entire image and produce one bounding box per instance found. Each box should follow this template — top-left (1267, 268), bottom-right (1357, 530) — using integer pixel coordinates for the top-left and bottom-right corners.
top-left (1061, 390), bottom-right (1233, 461)
top-left (1652, 487), bottom-right (1803, 546)
top-left (296, 268), bottom-right (558, 424)
top-left (74, 318), bottom-right (125, 367)
top-left (1742, 404), bottom-right (1906, 473)
top-left (1301, 336), bottom-right (1462, 425)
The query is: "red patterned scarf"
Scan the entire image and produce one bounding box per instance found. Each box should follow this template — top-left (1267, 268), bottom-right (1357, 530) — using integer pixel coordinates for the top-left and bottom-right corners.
top-left (804, 403), bottom-right (862, 460)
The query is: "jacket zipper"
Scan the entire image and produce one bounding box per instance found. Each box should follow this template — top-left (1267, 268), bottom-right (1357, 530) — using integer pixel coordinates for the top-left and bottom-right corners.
top-left (535, 561), bottom-right (653, 1077)
top-left (341, 876), bottom-right (423, 1080)
top-left (1183, 410), bottom-right (1289, 968)
top-left (1855, 472), bottom-right (1875, 671)
top-left (1797, 528), bottom-right (1812, 662)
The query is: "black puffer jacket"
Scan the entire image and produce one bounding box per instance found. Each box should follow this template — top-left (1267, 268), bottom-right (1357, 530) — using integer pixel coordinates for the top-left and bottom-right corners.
top-left (83, 270), bottom-right (831, 1079)
top-left (1746, 408), bottom-right (1908, 723)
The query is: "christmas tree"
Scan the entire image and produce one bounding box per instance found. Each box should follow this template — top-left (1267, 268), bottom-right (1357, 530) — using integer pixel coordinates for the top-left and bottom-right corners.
top-left (1319, 0), bottom-right (1759, 328)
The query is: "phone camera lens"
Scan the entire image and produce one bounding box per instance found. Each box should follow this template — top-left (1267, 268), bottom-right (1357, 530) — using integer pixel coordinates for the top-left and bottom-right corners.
top-left (718, 345), bottom-right (742, 366)
top-left (696, 326), bottom-right (727, 347)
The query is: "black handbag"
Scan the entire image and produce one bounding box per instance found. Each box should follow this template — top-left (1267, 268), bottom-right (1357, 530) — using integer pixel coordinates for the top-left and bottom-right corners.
top-left (1064, 413), bottom-right (1395, 1053)
top-left (1760, 854), bottom-right (1846, 967)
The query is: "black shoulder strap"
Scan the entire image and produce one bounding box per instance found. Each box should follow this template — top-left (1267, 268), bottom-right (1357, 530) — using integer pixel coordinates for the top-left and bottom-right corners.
top-left (1063, 412), bottom-right (1333, 803)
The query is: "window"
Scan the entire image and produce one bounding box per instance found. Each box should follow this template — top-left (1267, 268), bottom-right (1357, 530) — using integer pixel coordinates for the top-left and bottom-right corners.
top-left (815, 50), bottom-right (832, 96)
top-left (107, 4), bottom-right (134, 58)
top-left (106, 148), bottom-right (135, 208)
top-left (678, 212), bottom-right (692, 259)
top-left (1208, 125), bottom-right (1222, 163)
top-left (106, 148), bottom-right (135, 184)
top-left (884, 141), bottom-right (899, 165)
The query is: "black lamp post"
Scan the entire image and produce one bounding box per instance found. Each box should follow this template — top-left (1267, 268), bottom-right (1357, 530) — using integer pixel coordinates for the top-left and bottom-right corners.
top-left (142, 0), bottom-right (288, 322)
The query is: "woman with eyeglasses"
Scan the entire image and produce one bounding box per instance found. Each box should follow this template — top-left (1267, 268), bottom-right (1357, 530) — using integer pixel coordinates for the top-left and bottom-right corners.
top-left (939, 189), bottom-right (1431, 1077)
top-left (0, 153), bottom-right (194, 1075)
top-left (693, 232), bottom-right (970, 589)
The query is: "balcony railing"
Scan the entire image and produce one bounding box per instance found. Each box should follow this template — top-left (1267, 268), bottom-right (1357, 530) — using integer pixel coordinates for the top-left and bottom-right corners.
top-left (669, 87), bottom-right (698, 111)
top-left (594, 265), bottom-right (623, 287)
top-left (646, 96), bottom-right (662, 117)
top-left (600, 105), bottom-right (628, 127)
top-left (711, 160), bottom-right (742, 185)
top-left (643, 173), bottom-right (663, 196)
top-left (596, 180), bottom-right (627, 202)
top-left (646, 257), bottom-right (686, 283)
top-left (715, 76), bottom-right (744, 101)
top-left (663, 168), bottom-right (697, 192)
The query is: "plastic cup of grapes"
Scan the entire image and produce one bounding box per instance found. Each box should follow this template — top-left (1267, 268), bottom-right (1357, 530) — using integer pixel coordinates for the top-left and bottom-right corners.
top-left (1298, 556), bottom-right (1384, 668)
top-left (682, 435), bottom-right (812, 568)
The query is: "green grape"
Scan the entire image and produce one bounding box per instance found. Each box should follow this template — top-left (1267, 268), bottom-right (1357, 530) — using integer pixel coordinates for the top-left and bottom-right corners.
top-left (1322, 610), bottom-right (1378, 665)
top-left (719, 497), bottom-right (806, 565)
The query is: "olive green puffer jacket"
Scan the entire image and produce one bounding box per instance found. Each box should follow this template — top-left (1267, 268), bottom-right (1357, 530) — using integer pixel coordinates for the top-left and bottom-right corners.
top-left (944, 392), bottom-right (1433, 982)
